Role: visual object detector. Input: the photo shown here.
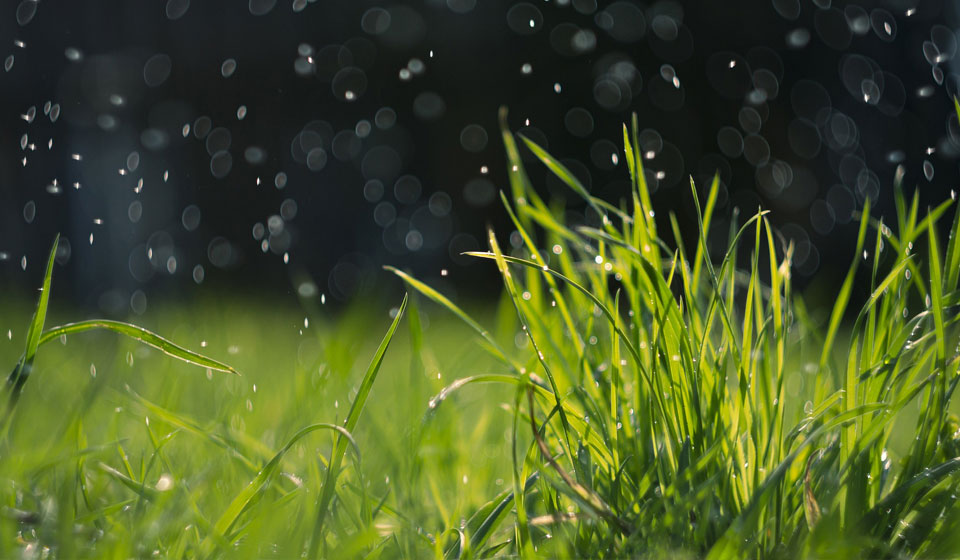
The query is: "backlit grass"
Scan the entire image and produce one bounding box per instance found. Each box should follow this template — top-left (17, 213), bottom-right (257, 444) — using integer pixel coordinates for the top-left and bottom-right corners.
top-left (2, 104), bottom-right (960, 558)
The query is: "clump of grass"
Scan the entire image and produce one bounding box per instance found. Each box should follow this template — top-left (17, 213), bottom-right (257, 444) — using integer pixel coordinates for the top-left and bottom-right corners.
top-left (391, 105), bottom-right (960, 557)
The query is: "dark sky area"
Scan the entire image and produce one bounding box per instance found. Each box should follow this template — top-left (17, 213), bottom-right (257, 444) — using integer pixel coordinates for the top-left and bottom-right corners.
top-left (2, 0), bottom-right (959, 315)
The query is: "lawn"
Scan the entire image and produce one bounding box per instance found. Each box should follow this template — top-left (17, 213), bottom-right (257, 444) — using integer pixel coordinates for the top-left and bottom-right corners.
top-left (2, 109), bottom-right (960, 558)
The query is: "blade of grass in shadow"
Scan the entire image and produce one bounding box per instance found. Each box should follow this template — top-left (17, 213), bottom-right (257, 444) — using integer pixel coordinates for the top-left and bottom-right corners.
top-left (308, 294), bottom-right (408, 560)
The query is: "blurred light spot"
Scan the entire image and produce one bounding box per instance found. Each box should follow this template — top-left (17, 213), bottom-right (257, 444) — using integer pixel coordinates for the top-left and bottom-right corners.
top-left (248, 0), bottom-right (277, 16)
top-left (413, 91), bottom-right (446, 121)
top-left (460, 124), bottom-right (488, 152)
top-left (143, 53), bottom-right (172, 87)
top-left (182, 205), bottom-right (201, 231)
top-left (166, 0), bottom-right (190, 20)
top-left (506, 3), bottom-right (543, 35)
top-left (221, 58), bottom-right (237, 78)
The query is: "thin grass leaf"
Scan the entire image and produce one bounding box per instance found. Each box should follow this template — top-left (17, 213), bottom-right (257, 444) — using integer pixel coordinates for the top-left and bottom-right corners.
top-left (308, 294), bottom-right (408, 559)
top-left (39, 320), bottom-right (238, 375)
top-left (6, 234), bottom-right (60, 411)
top-left (518, 134), bottom-right (605, 219)
top-left (818, 197), bottom-right (872, 380)
top-left (385, 267), bottom-right (517, 371)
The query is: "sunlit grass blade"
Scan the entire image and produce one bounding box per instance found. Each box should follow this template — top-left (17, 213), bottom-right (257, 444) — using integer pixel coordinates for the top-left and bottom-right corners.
top-left (943, 199), bottom-right (960, 292)
top-left (6, 234), bottom-right (60, 412)
top-left (818, 197), bottom-right (871, 383)
top-left (22, 234), bottom-right (59, 367)
top-left (385, 267), bottom-right (517, 371)
top-left (39, 320), bottom-right (239, 375)
top-left (518, 134), bottom-right (605, 219)
top-left (927, 216), bottom-right (947, 367)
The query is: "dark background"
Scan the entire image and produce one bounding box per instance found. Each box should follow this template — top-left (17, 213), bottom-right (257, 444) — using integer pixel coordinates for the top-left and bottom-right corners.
top-left (2, 0), bottom-right (959, 315)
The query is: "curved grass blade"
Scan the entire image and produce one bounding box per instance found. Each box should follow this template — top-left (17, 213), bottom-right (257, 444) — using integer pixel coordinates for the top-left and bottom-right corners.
top-left (39, 320), bottom-right (238, 375)
top-left (98, 461), bottom-right (159, 501)
top-left (384, 267), bottom-right (519, 372)
top-left (518, 134), bottom-right (605, 219)
top-left (857, 457), bottom-right (960, 534)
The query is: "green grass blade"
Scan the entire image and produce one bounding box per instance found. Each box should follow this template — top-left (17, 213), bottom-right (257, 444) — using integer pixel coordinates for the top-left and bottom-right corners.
top-left (98, 461), bottom-right (158, 501)
top-left (692, 173), bottom-right (720, 289)
top-left (927, 217), bottom-right (947, 366)
top-left (943, 199), bottom-right (960, 292)
top-left (518, 134), bottom-right (605, 218)
top-left (818, 197), bottom-right (871, 380)
top-left (948, 97), bottom-right (960, 291)
top-left (384, 267), bottom-right (518, 371)
top-left (308, 294), bottom-right (408, 559)
top-left (39, 320), bottom-right (239, 375)
top-left (23, 234), bottom-right (59, 364)
top-left (6, 234), bottom-right (60, 410)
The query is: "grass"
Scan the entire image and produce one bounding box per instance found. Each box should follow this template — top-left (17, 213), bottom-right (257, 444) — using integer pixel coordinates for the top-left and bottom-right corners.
top-left (2, 105), bottom-right (960, 558)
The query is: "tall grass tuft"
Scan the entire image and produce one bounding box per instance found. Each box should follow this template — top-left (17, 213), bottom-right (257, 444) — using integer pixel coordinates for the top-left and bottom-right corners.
top-left (390, 105), bottom-right (960, 558)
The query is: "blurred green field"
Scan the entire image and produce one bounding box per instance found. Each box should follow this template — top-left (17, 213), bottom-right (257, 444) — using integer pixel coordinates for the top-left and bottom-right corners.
top-left (0, 295), bottom-right (531, 558)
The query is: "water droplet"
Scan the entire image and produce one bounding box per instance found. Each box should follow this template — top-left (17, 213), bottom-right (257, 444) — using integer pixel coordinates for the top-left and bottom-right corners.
top-left (248, 0), bottom-right (277, 16)
top-left (16, 0), bottom-right (38, 26)
top-left (143, 53), bottom-right (172, 87)
top-left (506, 3), bottom-right (543, 34)
top-left (870, 9), bottom-right (896, 41)
top-left (932, 65), bottom-right (944, 85)
top-left (861, 79), bottom-right (880, 104)
top-left (221, 58), bottom-right (237, 78)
